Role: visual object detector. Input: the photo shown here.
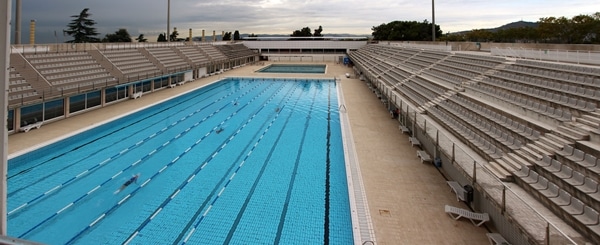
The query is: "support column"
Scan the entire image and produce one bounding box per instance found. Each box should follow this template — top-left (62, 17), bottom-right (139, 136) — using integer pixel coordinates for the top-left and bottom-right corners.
top-left (0, 0), bottom-right (11, 235)
top-left (128, 85), bottom-right (134, 98)
top-left (101, 88), bottom-right (106, 106)
top-left (64, 97), bottom-right (70, 118)
top-left (14, 108), bottom-right (21, 133)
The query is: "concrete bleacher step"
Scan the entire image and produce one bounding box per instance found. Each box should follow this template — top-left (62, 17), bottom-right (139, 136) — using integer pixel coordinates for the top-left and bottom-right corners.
top-left (495, 158), bottom-right (518, 173)
top-left (539, 134), bottom-right (570, 151)
top-left (554, 125), bottom-right (590, 142)
top-left (515, 148), bottom-right (542, 163)
top-left (578, 115), bottom-right (600, 126)
top-left (532, 141), bottom-right (558, 155)
top-left (523, 145), bottom-right (546, 159)
top-left (506, 152), bottom-right (534, 167)
top-left (499, 155), bottom-right (524, 171)
top-left (485, 162), bottom-right (513, 182)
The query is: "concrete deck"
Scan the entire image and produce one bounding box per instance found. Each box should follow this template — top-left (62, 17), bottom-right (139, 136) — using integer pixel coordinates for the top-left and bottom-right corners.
top-left (8, 62), bottom-right (490, 244)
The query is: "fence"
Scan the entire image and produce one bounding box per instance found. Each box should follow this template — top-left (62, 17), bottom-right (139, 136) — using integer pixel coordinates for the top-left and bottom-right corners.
top-left (491, 47), bottom-right (600, 65)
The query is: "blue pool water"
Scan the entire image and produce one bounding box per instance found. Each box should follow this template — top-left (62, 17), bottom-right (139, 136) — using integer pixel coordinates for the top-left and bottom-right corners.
top-left (8, 78), bottom-right (353, 244)
top-left (257, 64), bottom-right (327, 74)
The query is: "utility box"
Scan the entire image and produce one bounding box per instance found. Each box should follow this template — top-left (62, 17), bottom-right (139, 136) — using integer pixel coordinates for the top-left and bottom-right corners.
top-left (463, 185), bottom-right (474, 203)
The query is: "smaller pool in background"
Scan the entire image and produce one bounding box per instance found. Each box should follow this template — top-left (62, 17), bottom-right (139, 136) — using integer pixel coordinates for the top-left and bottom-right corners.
top-left (257, 64), bottom-right (326, 74)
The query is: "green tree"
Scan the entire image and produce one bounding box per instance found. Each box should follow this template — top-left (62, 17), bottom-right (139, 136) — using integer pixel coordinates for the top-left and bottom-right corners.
top-left (371, 20), bottom-right (442, 41)
top-left (135, 34), bottom-right (147, 42)
top-left (291, 27), bottom-right (312, 37)
top-left (64, 8), bottom-right (100, 43)
top-left (222, 32), bottom-right (232, 41)
top-left (169, 29), bottom-right (179, 42)
top-left (313, 26), bottom-right (323, 37)
top-left (233, 30), bottom-right (241, 40)
top-left (102, 28), bottom-right (132, 42)
top-left (157, 33), bottom-right (167, 42)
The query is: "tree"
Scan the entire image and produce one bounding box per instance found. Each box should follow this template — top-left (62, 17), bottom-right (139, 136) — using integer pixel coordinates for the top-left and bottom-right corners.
top-left (157, 33), bottom-right (167, 42)
top-left (371, 20), bottom-right (442, 41)
top-left (64, 8), bottom-right (100, 43)
top-left (102, 28), bottom-right (132, 42)
top-left (313, 26), bottom-right (323, 37)
top-left (233, 30), bottom-right (241, 40)
top-left (169, 29), bottom-right (179, 42)
top-left (291, 27), bottom-right (312, 37)
top-left (222, 32), bottom-right (232, 41)
top-left (135, 34), bottom-right (147, 42)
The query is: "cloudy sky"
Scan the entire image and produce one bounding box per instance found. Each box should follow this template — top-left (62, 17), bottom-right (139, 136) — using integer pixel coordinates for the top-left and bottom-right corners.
top-left (9, 0), bottom-right (600, 44)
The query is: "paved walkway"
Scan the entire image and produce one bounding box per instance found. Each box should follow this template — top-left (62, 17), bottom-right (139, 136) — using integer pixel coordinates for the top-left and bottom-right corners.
top-left (8, 62), bottom-right (490, 244)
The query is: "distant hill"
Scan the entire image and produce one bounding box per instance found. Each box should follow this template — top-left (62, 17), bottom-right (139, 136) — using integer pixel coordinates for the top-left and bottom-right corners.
top-left (452, 20), bottom-right (538, 35)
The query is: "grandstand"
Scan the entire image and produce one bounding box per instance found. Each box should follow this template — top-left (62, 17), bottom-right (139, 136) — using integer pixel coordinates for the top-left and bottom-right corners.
top-left (350, 43), bottom-right (600, 244)
top-left (6, 38), bottom-right (600, 244)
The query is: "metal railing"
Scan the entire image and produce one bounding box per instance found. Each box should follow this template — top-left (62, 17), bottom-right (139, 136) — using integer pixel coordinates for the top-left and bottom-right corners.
top-left (491, 47), bottom-right (600, 65)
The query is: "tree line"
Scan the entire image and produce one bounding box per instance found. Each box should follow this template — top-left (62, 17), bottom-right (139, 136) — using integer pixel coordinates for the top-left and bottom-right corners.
top-left (63, 8), bottom-right (244, 43)
top-left (373, 12), bottom-right (600, 44)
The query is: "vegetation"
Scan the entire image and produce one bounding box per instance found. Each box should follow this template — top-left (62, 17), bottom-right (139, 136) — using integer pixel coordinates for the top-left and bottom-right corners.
top-left (448, 12), bottom-right (600, 44)
top-left (371, 20), bottom-right (441, 41)
top-left (169, 29), bottom-right (179, 42)
top-left (64, 8), bottom-right (100, 43)
top-left (291, 26), bottom-right (313, 37)
top-left (233, 30), bottom-right (241, 40)
top-left (222, 32), bottom-right (232, 41)
top-left (102, 28), bottom-right (132, 42)
top-left (135, 34), bottom-right (147, 42)
top-left (157, 33), bottom-right (167, 42)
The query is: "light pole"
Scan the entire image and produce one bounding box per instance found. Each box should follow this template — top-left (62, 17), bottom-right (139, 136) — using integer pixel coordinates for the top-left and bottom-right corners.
top-left (432, 0), bottom-right (436, 41)
top-left (167, 0), bottom-right (170, 42)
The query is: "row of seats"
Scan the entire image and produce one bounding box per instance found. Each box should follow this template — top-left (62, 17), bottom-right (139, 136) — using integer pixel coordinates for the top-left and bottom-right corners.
top-left (506, 64), bottom-right (600, 87)
top-left (439, 100), bottom-right (523, 151)
top-left (24, 51), bottom-right (88, 59)
top-left (422, 68), bottom-right (465, 86)
top-left (470, 83), bottom-right (573, 122)
top-left (482, 77), bottom-right (597, 112)
top-left (498, 69), bottom-right (600, 101)
top-left (517, 167), bottom-right (600, 225)
top-left (35, 60), bottom-right (97, 69)
top-left (428, 106), bottom-right (503, 159)
top-left (556, 145), bottom-right (600, 178)
top-left (517, 165), bottom-right (600, 239)
top-left (449, 55), bottom-right (503, 69)
top-left (517, 59), bottom-right (600, 76)
top-left (449, 95), bottom-right (542, 141)
top-left (491, 70), bottom-right (600, 105)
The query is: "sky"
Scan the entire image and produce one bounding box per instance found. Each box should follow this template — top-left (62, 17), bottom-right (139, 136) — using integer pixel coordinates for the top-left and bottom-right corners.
top-left (9, 0), bottom-right (600, 44)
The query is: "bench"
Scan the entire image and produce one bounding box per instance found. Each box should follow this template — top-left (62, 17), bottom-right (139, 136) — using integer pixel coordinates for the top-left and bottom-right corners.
top-left (19, 122), bottom-right (43, 133)
top-left (131, 92), bottom-right (143, 99)
top-left (399, 125), bottom-right (410, 134)
top-left (409, 137), bottom-right (421, 147)
top-left (486, 233), bottom-right (510, 245)
top-left (445, 205), bottom-right (489, 227)
top-left (168, 84), bottom-right (176, 88)
top-left (417, 150), bottom-right (432, 163)
top-left (447, 181), bottom-right (466, 202)
top-left (177, 81), bottom-right (186, 86)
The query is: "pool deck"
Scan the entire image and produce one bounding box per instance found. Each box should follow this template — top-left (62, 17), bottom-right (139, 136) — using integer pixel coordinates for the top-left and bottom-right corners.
top-left (8, 62), bottom-right (490, 244)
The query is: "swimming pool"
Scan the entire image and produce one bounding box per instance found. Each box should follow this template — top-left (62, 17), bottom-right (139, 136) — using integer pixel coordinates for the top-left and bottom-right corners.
top-left (257, 64), bottom-right (327, 74)
top-left (7, 77), bottom-right (353, 244)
